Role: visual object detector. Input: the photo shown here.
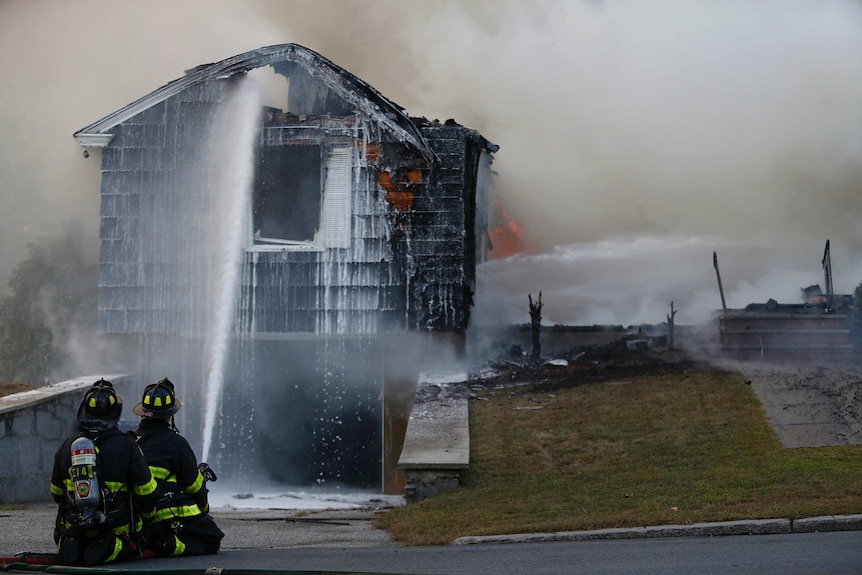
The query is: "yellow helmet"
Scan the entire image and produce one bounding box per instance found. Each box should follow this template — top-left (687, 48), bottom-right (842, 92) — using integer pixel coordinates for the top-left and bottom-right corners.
top-left (133, 377), bottom-right (183, 419)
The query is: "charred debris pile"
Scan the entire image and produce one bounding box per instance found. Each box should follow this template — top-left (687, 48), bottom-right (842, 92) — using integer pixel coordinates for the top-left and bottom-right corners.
top-left (469, 322), bottom-right (698, 392)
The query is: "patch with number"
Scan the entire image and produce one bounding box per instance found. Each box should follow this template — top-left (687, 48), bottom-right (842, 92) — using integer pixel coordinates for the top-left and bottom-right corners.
top-left (70, 464), bottom-right (95, 480)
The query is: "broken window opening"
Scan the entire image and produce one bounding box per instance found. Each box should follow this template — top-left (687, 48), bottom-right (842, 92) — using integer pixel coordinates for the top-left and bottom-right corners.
top-left (251, 144), bottom-right (353, 250)
top-left (253, 144), bottom-right (322, 245)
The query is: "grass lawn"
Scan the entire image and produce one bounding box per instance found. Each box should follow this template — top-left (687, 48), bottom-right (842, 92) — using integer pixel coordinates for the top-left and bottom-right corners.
top-left (376, 363), bottom-right (862, 545)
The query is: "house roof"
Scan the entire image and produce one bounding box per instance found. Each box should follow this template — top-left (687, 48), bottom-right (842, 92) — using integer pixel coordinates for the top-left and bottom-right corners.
top-left (74, 43), bottom-right (431, 158)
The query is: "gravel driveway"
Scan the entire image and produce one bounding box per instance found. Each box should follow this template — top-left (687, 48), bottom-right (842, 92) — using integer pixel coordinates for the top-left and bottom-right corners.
top-left (734, 362), bottom-right (862, 448)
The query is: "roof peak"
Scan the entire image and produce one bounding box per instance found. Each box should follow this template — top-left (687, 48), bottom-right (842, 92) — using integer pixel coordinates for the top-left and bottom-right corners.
top-left (74, 43), bottom-right (430, 158)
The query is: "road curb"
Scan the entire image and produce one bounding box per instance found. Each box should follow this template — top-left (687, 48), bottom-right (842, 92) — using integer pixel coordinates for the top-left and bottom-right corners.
top-left (792, 514), bottom-right (862, 533)
top-left (451, 515), bottom-right (862, 545)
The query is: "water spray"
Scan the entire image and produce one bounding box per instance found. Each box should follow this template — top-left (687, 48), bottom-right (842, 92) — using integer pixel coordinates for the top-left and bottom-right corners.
top-left (201, 78), bottom-right (260, 462)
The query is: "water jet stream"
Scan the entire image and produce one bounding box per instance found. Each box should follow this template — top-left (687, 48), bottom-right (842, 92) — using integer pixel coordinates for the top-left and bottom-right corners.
top-left (201, 78), bottom-right (260, 462)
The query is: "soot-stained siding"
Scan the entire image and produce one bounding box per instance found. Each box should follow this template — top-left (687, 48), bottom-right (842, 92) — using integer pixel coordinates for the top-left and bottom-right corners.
top-left (410, 124), bottom-right (470, 330)
top-left (238, 122), bottom-right (485, 334)
top-left (90, 45), bottom-right (494, 337)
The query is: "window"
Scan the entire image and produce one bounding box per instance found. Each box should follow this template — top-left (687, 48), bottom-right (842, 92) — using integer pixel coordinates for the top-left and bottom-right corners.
top-left (252, 145), bottom-right (352, 249)
top-left (253, 144), bottom-right (321, 244)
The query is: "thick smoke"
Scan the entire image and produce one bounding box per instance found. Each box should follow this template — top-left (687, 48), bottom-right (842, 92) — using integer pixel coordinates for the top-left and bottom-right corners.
top-left (2, 0), bottom-right (862, 332)
top-left (274, 0), bottom-right (862, 325)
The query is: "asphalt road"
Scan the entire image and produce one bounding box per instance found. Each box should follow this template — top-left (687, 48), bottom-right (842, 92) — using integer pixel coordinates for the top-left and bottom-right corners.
top-left (3, 504), bottom-right (862, 574)
top-left (86, 531), bottom-right (862, 575)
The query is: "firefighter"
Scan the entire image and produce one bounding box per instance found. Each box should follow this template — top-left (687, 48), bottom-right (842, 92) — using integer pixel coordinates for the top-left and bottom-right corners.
top-left (50, 379), bottom-right (159, 566)
top-left (133, 377), bottom-right (224, 557)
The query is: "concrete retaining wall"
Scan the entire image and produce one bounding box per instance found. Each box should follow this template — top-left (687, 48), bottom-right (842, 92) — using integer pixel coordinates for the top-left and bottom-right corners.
top-left (398, 373), bottom-right (470, 503)
top-left (0, 375), bottom-right (133, 504)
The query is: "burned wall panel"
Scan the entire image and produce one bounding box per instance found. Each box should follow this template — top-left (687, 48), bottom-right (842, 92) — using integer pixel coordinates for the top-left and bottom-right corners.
top-left (396, 125), bottom-right (473, 331)
top-left (93, 49), bottom-right (492, 339)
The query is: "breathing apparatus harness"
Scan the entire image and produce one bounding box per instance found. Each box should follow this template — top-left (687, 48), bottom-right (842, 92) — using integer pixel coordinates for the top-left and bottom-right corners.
top-left (67, 379), bottom-right (124, 529)
top-left (68, 434), bottom-right (106, 528)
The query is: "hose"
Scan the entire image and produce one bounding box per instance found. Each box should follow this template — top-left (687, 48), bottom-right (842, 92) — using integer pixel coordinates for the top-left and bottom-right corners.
top-left (2, 564), bottom-right (412, 575)
top-left (3, 554), bottom-right (424, 575)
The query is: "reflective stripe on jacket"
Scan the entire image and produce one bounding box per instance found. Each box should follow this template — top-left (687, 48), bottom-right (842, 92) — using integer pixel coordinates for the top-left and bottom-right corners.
top-left (135, 419), bottom-right (209, 523)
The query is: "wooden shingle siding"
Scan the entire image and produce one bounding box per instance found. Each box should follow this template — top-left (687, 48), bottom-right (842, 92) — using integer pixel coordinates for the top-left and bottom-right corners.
top-left (91, 47), bottom-right (492, 337)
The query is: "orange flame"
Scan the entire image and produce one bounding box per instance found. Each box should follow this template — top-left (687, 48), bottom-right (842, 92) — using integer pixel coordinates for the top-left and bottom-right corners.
top-left (488, 202), bottom-right (528, 259)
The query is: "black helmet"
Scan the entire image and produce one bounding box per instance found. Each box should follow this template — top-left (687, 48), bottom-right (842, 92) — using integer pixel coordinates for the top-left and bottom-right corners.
top-left (133, 377), bottom-right (183, 419)
top-left (77, 379), bottom-right (123, 433)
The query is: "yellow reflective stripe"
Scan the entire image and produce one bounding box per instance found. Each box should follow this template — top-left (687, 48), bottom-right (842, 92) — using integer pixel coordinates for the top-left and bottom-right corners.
top-left (135, 477), bottom-right (158, 496)
top-left (149, 466), bottom-right (173, 481)
top-left (152, 503), bottom-right (201, 523)
top-left (104, 481), bottom-right (128, 493)
top-left (183, 472), bottom-right (204, 495)
top-left (106, 536), bottom-right (124, 563)
top-left (172, 536), bottom-right (185, 557)
top-left (109, 523), bottom-right (132, 537)
top-left (99, 478), bottom-right (156, 496)
top-left (51, 483), bottom-right (64, 496)
top-left (67, 478), bottom-right (153, 499)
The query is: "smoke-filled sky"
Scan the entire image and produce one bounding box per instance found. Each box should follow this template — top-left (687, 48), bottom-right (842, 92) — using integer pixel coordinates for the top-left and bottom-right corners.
top-left (2, 0), bottom-right (862, 326)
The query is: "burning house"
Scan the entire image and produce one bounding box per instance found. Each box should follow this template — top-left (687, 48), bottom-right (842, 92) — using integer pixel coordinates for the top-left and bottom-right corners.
top-left (74, 44), bottom-right (497, 492)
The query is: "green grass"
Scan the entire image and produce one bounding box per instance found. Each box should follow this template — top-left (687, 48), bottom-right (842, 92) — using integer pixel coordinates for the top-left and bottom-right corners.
top-left (376, 365), bottom-right (862, 545)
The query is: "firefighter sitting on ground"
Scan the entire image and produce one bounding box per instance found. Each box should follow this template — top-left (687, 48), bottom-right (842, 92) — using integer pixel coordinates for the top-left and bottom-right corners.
top-left (50, 379), bottom-right (159, 566)
top-left (133, 377), bottom-right (224, 556)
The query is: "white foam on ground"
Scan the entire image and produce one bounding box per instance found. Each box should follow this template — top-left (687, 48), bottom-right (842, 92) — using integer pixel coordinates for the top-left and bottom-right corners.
top-left (419, 371), bottom-right (468, 385)
top-left (208, 485), bottom-right (404, 511)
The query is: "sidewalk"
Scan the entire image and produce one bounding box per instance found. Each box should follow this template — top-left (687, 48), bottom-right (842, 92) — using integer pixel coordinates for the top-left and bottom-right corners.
top-left (0, 503), bottom-right (401, 556)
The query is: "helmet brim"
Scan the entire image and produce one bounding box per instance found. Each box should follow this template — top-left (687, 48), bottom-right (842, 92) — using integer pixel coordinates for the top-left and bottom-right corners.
top-left (132, 398), bottom-right (183, 418)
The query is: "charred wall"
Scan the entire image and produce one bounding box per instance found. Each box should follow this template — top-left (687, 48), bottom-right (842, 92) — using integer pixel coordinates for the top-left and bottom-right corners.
top-left (408, 123), bottom-right (486, 331)
top-left (97, 84), bottom-right (490, 337)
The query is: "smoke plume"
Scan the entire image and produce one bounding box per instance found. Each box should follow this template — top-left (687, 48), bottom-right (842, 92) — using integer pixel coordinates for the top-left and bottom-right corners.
top-left (2, 0), bottom-right (862, 330)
